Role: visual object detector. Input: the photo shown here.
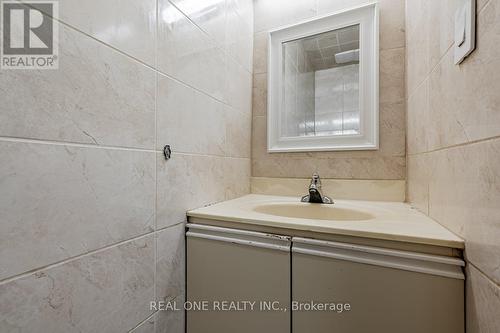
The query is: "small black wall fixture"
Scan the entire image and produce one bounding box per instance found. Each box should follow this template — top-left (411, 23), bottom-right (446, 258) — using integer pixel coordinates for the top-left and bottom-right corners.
top-left (163, 145), bottom-right (172, 161)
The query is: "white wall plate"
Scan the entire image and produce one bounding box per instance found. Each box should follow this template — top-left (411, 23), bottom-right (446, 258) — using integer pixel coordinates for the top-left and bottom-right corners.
top-left (454, 0), bottom-right (476, 64)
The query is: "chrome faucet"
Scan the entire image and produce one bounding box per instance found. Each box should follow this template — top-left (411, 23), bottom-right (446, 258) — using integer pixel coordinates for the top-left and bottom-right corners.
top-left (301, 173), bottom-right (333, 204)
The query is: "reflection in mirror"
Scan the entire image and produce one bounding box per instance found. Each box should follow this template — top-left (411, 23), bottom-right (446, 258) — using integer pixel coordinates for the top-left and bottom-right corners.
top-left (281, 25), bottom-right (360, 138)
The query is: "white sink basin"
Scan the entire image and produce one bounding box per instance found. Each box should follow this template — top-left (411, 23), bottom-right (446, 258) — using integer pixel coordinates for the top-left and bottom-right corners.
top-left (252, 202), bottom-right (375, 221)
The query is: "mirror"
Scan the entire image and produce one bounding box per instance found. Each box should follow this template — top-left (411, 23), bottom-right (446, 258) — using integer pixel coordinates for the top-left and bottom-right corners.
top-left (268, 4), bottom-right (378, 152)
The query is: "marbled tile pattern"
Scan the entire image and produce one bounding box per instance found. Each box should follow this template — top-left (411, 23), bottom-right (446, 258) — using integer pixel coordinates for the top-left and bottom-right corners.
top-left (156, 153), bottom-right (225, 229)
top-left (131, 315), bottom-right (156, 333)
top-left (1, 0), bottom-right (253, 332)
top-left (251, 0), bottom-right (407, 180)
top-left (466, 265), bottom-right (500, 333)
top-left (40, 0), bottom-right (157, 65)
top-left (155, 224), bottom-right (185, 333)
top-left (0, 235), bottom-right (155, 333)
top-left (157, 1), bottom-right (226, 101)
top-left (0, 141), bottom-right (155, 280)
top-left (156, 74), bottom-right (226, 156)
top-left (0, 18), bottom-right (155, 149)
top-left (406, 0), bottom-right (500, 329)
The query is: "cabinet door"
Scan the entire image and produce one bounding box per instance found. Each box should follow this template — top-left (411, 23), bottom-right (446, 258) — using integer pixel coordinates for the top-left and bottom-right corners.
top-left (187, 224), bottom-right (291, 333)
top-left (292, 237), bottom-right (464, 333)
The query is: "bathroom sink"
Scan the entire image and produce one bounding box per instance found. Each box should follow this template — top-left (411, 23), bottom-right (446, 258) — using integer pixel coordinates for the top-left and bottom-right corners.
top-left (252, 203), bottom-right (374, 221)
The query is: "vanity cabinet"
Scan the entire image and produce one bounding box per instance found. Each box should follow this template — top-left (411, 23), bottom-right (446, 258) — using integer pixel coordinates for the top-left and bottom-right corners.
top-left (186, 224), bottom-right (291, 333)
top-left (186, 223), bottom-right (465, 333)
top-left (292, 237), bottom-right (465, 333)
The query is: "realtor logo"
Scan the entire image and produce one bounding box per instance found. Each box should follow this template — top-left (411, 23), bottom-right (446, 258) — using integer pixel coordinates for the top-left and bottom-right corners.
top-left (1, 0), bottom-right (58, 69)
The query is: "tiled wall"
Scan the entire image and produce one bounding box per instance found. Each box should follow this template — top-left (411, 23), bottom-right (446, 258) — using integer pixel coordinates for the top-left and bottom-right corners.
top-left (282, 41), bottom-right (315, 137)
top-left (405, 0), bottom-right (500, 331)
top-left (251, 0), bottom-right (406, 179)
top-left (0, 0), bottom-right (253, 332)
top-left (315, 65), bottom-right (360, 135)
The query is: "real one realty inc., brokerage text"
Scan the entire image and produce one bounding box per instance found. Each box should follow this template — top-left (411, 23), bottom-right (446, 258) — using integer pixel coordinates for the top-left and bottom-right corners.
top-left (151, 300), bottom-right (351, 313)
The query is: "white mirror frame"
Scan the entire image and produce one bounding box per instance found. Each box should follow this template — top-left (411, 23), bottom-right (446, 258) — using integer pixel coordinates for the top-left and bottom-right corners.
top-left (267, 3), bottom-right (379, 152)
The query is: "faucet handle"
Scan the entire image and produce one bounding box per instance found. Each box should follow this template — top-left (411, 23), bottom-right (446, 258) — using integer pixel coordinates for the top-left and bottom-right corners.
top-left (311, 173), bottom-right (321, 187)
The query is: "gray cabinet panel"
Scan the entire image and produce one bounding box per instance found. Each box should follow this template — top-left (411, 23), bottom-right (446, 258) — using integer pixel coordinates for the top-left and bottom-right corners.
top-left (187, 224), bottom-right (291, 333)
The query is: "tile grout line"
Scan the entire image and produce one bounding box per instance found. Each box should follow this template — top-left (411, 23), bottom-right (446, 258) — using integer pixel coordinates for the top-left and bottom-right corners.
top-left (407, 134), bottom-right (500, 157)
top-left (407, 42), bottom-right (454, 100)
top-left (0, 231), bottom-right (156, 285)
top-left (0, 136), bottom-right (252, 160)
top-left (0, 221), bottom-right (186, 286)
top-left (154, 0), bottom-right (159, 319)
top-left (0, 136), bottom-right (158, 153)
top-left (128, 310), bottom-right (158, 333)
top-left (15, 0), bottom-right (251, 114)
top-left (467, 262), bottom-right (500, 289)
top-left (168, 0), bottom-right (253, 74)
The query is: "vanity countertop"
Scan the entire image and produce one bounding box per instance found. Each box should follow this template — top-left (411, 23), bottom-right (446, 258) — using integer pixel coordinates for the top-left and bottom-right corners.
top-left (187, 194), bottom-right (464, 249)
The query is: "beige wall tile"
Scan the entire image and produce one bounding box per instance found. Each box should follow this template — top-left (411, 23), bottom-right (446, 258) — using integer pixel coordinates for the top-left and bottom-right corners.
top-left (407, 0), bottom-right (500, 327)
top-left (425, 139), bottom-right (500, 283)
top-left (156, 153), bottom-right (225, 229)
top-left (428, 51), bottom-right (471, 151)
top-left (405, 0), bottom-right (429, 95)
top-left (1, 1), bottom-right (254, 332)
top-left (225, 57), bottom-right (253, 112)
top-left (253, 32), bottom-right (268, 74)
top-left (251, 177), bottom-right (406, 202)
top-left (226, 3), bottom-right (254, 72)
top-left (316, 0), bottom-right (367, 16)
top-left (49, 0), bottom-right (156, 65)
top-left (155, 224), bottom-right (185, 333)
top-left (131, 315), bottom-right (155, 333)
top-left (427, 0), bottom-right (458, 69)
top-left (0, 141), bottom-right (155, 280)
top-left (227, 0), bottom-right (254, 27)
top-left (379, 0), bottom-right (406, 50)
top-left (407, 153), bottom-right (430, 215)
top-left (253, 0), bottom-right (316, 33)
top-left (379, 102), bottom-right (406, 157)
top-left (251, 1), bottom-right (406, 180)
top-left (156, 74), bottom-right (226, 156)
top-left (407, 78), bottom-right (429, 155)
top-left (427, 147), bottom-right (468, 238)
top-left (252, 73), bottom-right (268, 116)
top-left (226, 106), bottom-right (251, 158)
top-left (466, 265), bottom-right (500, 333)
top-left (252, 154), bottom-right (405, 180)
top-left (224, 158), bottom-right (251, 200)
top-left (170, 0), bottom-right (228, 47)
top-left (157, 1), bottom-right (226, 101)
top-left (462, 140), bottom-right (500, 284)
top-left (0, 19), bottom-right (155, 149)
top-left (0, 235), bottom-right (155, 333)
top-left (426, 0), bottom-right (500, 150)
top-left (380, 47), bottom-right (406, 104)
